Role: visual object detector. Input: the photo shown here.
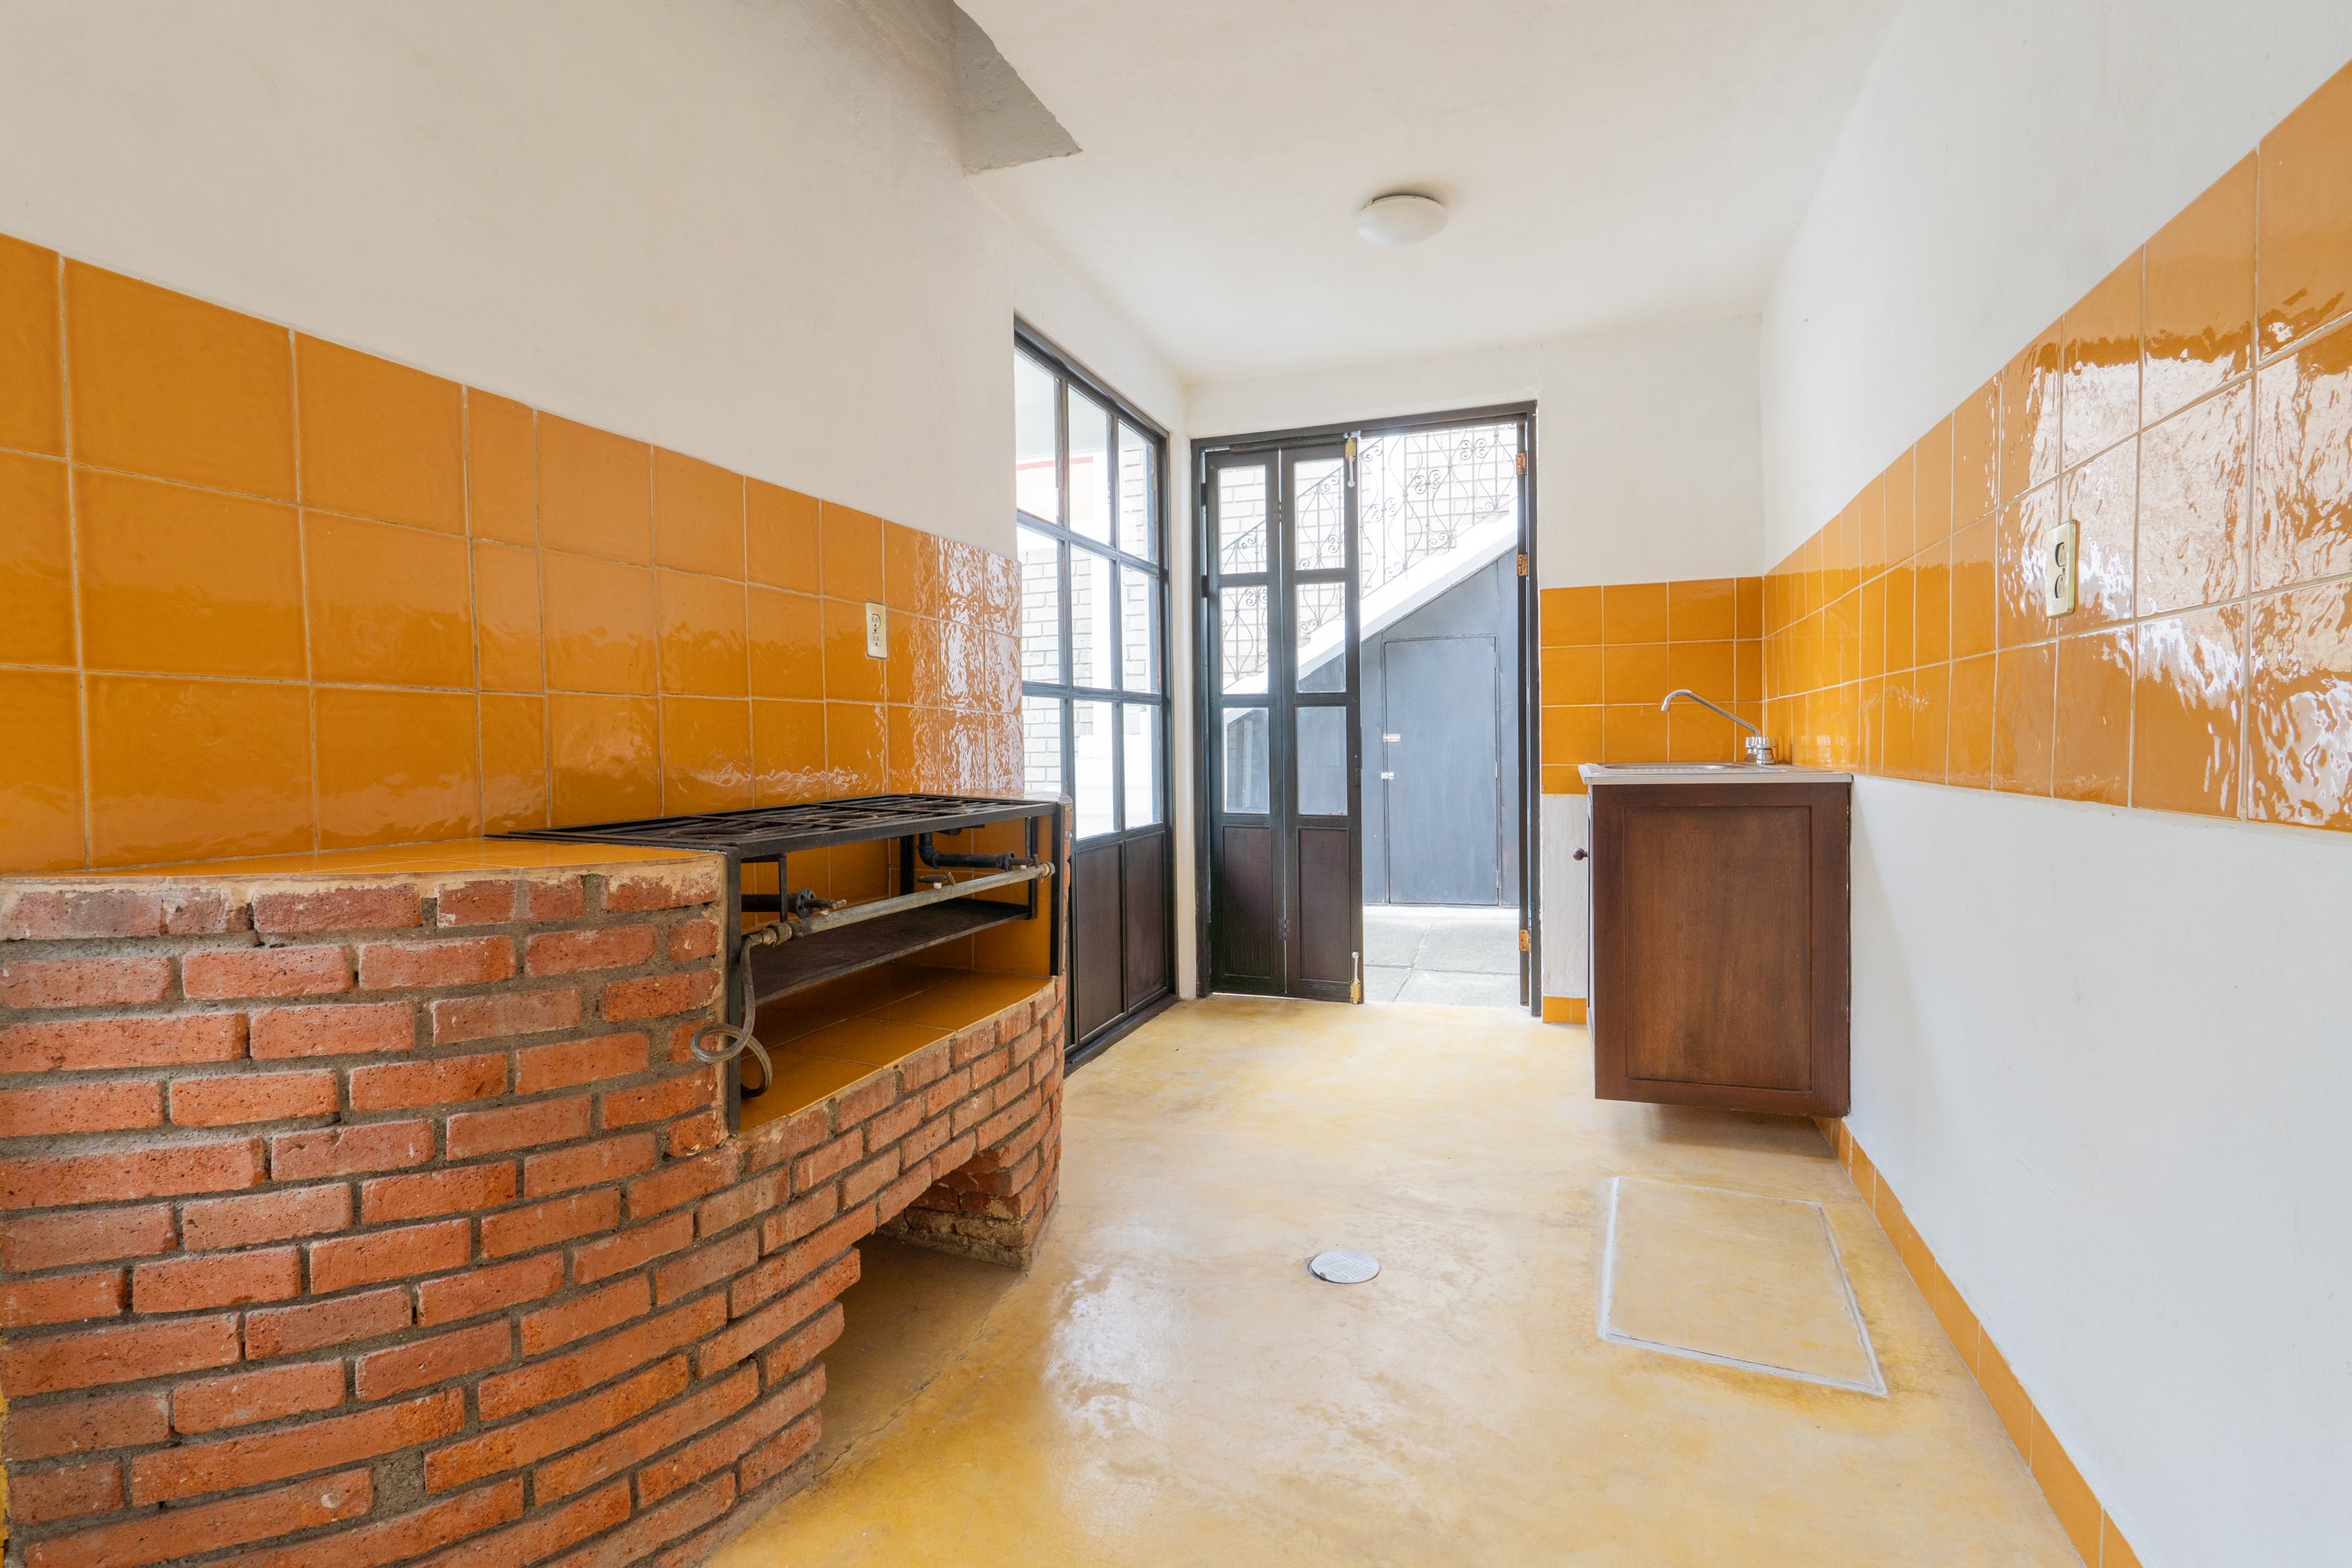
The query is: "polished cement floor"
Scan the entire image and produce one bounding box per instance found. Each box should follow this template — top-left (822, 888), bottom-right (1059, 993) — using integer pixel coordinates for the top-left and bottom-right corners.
top-left (1362, 903), bottom-right (1522, 1007)
top-left (713, 997), bottom-right (2077, 1566)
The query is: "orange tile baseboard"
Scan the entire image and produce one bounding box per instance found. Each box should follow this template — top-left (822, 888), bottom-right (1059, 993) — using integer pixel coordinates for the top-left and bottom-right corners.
top-left (1541, 995), bottom-right (1586, 1024)
top-left (1815, 1117), bottom-right (2144, 1568)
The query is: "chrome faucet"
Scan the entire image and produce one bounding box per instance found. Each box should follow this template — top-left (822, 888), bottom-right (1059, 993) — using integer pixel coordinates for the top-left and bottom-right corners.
top-left (1660, 688), bottom-right (1774, 764)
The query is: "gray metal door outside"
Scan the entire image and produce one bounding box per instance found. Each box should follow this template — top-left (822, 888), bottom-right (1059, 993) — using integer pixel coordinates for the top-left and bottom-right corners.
top-left (1382, 634), bottom-right (1501, 905)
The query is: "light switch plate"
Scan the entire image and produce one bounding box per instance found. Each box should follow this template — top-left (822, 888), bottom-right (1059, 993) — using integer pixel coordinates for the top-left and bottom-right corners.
top-left (2043, 519), bottom-right (2079, 617)
top-left (864, 601), bottom-right (888, 659)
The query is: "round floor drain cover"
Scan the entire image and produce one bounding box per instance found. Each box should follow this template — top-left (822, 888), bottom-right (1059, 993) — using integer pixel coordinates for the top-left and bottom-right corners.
top-left (1309, 1248), bottom-right (1380, 1283)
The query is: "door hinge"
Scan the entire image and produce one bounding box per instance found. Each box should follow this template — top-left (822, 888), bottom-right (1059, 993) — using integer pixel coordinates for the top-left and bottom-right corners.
top-left (1515, 553), bottom-right (1529, 578)
top-left (1344, 436), bottom-right (1359, 463)
top-left (1518, 928), bottom-right (1531, 952)
top-left (1516, 451), bottom-right (1527, 476)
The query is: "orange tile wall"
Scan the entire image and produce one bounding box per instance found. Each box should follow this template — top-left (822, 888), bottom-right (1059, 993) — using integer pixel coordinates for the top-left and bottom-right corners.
top-left (1761, 62), bottom-right (2352, 834)
top-left (1537, 577), bottom-right (1765, 792)
top-left (0, 234), bottom-right (1024, 876)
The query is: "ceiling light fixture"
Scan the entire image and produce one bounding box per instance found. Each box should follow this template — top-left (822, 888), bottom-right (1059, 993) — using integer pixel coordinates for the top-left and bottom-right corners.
top-left (1354, 192), bottom-right (1447, 246)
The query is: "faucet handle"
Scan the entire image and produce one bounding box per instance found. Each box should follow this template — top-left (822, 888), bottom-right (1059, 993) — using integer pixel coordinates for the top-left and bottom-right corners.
top-left (1745, 734), bottom-right (1775, 764)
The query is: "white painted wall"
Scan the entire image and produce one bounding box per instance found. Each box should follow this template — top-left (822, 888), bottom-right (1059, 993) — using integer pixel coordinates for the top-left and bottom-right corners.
top-left (1189, 314), bottom-right (1767, 588)
top-left (1763, 4), bottom-right (2352, 1559)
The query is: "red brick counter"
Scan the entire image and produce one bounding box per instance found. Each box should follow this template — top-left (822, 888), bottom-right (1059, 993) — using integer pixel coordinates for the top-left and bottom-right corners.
top-left (0, 853), bottom-right (1064, 1568)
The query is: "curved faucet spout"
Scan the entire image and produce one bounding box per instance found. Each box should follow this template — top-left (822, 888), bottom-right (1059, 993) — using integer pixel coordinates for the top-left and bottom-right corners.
top-left (1659, 688), bottom-right (1774, 764)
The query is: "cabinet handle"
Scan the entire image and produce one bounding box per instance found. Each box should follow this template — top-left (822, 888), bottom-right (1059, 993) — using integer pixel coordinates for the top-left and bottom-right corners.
top-left (1572, 848), bottom-right (1588, 862)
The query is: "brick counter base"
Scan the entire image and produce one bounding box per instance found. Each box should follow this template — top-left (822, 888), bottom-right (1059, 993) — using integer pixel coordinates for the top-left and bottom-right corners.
top-left (0, 868), bottom-right (1064, 1568)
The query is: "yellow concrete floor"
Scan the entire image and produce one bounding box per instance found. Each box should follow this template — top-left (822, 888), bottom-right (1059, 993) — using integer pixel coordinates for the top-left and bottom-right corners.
top-left (714, 997), bottom-right (2078, 1566)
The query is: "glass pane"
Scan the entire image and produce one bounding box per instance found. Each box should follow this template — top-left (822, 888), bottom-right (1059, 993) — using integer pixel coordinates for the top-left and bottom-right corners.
top-left (1072, 699), bottom-right (1114, 836)
top-left (1070, 548), bottom-right (1116, 690)
top-left (1294, 581), bottom-right (1346, 692)
top-left (1018, 527), bottom-right (1060, 682)
top-left (1122, 705), bottom-right (1160, 826)
top-left (1216, 464), bottom-right (1267, 574)
top-left (1297, 706), bottom-right (1348, 815)
top-left (1358, 422), bottom-right (1519, 596)
top-left (1120, 565), bottom-right (1156, 693)
top-left (1015, 354), bottom-right (1058, 524)
top-left (1294, 456), bottom-right (1346, 571)
top-left (1118, 423), bottom-right (1154, 558)
top-left (1221, 707), bottom-right (1269, 814)
top-left (1024, 698), bottom-right (1062, 798)
top-left (1067, 389), bottom-right (1112, 544)
top-left (1218, 585), bottom-right (1267, 694)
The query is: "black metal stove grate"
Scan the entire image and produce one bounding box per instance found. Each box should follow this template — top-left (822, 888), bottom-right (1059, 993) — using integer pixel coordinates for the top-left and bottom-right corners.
top-left (497, 792), bottom-right (1051, 859)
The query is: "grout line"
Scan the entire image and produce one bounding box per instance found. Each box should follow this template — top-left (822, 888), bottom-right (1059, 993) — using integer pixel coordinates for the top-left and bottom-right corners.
top-left (287, 326), bottom-right (321, 855)
top-left (58, 249), bottom-right (93, 874)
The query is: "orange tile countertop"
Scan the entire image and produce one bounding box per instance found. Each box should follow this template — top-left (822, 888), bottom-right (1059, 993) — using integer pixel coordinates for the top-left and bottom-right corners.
top-left (0, 835), bottom-right (713, 886)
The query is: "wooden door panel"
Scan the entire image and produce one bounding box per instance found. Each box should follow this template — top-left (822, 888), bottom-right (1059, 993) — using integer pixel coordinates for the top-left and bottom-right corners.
top-left (1122, 832), bottom-right (1168, 1009)
top-left (1294, 826), bottom-right (1355, 988)
top-left (1071, 843), bottom-right (1123, 1038)
top-left (1213, 823), bottom-right (1280, 985)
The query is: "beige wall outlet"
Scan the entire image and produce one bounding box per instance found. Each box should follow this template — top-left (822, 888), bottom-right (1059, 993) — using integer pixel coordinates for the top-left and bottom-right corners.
top-left (2043, 519), bottom-right (2078, 617)
top-left (865, 601), bottom-right (888, 658)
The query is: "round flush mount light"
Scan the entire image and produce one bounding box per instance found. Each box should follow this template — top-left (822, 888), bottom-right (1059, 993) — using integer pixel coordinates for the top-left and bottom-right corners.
top-left (1354, 192), bottom-right (1447, 246)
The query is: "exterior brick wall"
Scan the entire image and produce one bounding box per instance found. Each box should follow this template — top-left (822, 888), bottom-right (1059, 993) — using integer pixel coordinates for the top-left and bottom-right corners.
top-left (0, 861), bottom-right (1064, 1568)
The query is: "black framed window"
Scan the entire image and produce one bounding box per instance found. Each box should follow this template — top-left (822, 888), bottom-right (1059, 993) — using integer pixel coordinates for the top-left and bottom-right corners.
top-left (1014, 335), bottom-right (1167, 843)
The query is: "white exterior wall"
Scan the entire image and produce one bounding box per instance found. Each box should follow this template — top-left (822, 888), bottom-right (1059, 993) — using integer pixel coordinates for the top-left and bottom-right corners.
top-left (1761, 3), bottom-right (2352, 1559)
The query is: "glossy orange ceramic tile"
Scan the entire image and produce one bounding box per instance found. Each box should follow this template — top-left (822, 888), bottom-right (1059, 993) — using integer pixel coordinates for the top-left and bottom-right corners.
top-left (0, 668), bottom-right (83, 869)
top-left (1734, 640), bottom-right (1763, 704)
top-left (979, 550), bottom-right (1022, 637)
top-left (657, 569), bottom-right (749, 697)
top-left (294, 336), bottom-right (464, 533)
top-left (1541, 706), bottom-right (1603, 784)
top-left (1602, 642), bottom-right (1671, 705)
top-left (661, 696), bottom-right (754, 814)
top-left (2063, 438), bottom-right (2136, 628)
top-left (315, 687), bottom-right (481, 848)
top-left (539, 414), bottom-right (652, 563)
top-left (1885, 558), bottom-right (1916, 674)
top-left (937, 537), bottom-right (987, 627)
top-left (1913, 419), bottom-right (1955, 549)
top-left (473, 542), bottom-right (544, 693)
top-left (1912, 663), bottom-right (1951, 782)
top-left (747, 587), bottom-right (824, 701)
top-left (1953, 376), bottom-right (2003, 524)
top-left (1542, 584), bottom-right (1604, 644)
top-left (821, 596), bottom-right (888, 704)
top-left (2061, 251), bottom-right (2144, 469)
top-left (653, 448), bottom-right (746, 579)
top-left (1882, 449), bottom-right (1916, 567)
top-left (2251, 318), bottom-right (2352, 591)
top-left (64, 262), bottom-right (294, 500)
top-left (2001, 321), bottom-right (2064, 500)
top-left (2256, 58), bottom-right (2352, 355)
top-left (753, 699), bottom-right (829, 804)
top-left (85, 675), bottom-right (312, 865)
top-left (889, 616), bottom-right (949, 709)
top-left (2029, 1411), bottom-right (2103, 1565)
top-left (0, 450), bottom-right (73, 665)
top-left (747, 479), bottom-right (821, 594)
top-left (1976, 1336), bottom-right (2034, 1459)
top-left (305, 513), bottom-right (475, 688)
top-left (1949, 519), bottom-right (1996, 659)
top-left (1601, 703), bottom-right (1669, 764)
top-left (825, 701), bottom-right (889, 796)
top-left (2145, 155), bottom-right (2254, 422)
top-left (819, 503), bottom-right (887, 604)
top-left (1665, 577), bottom-right (1736, 641)
top-left (2139, 382), bottom-right (2250, 615)
top-left (2102, 1517), bottom-right (2146, 1568)
top-left (75, 470), bottom-right (304, 679)
top-left (2248, 579), bottom-right (2352, 828)
top-left (1993, 641), bottom-right (2056, 794)
top-left (1600, 581), bottom-right (1668, 644)
top-left (542, 551), bottom-right (658, 694)
top-left (1665, 640), bottom-right (1734, 702)
top-left (1861, 577), bottom-right (1887, 679)
top-left (0, 233), bottom-right (63, 456)
top-left (1995, 488), bottom-right (2062, 650)
top-left (1734, 576), bottom-right (1762, 639)
top-left (465, 389), bottom-right (538, 545)
top-left (1536, 647), bottom-right (1592, 706)
top-left (1824, 590), bottom-right (1860, 686)
top-left (479, 693), bottom-right (549, 834)
top-left (547, 693), bottom-right (660, 826)
top-left (884, 521), bottom-right (944, 619)
top-left (1947, 655), bottom-right (1997, 788)
top-left (1856, 478), bottom-right (1890, 578)
top-left (2053, 630), bottom-right (2133, 804)
top-left (1667, 702), bottom-right (1740, 762)
top-left (2132, 604), bottom-right (2244, 818)
top-left (1913, 539), bottom-right (1952, 669)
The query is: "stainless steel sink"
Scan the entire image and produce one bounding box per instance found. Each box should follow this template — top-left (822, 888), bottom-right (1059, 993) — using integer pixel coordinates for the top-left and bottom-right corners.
top-left (1579, 761), bottom-right (1854, 784)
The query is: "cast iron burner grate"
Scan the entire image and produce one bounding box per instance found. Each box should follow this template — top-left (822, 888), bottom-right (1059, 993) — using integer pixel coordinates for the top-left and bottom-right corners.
top-left (497, 793), bottom-right (1050, 859)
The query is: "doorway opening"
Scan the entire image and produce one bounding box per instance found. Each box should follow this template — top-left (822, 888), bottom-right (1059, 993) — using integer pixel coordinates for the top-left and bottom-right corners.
top-left (1193, 406), bottom-right (1536, 1012)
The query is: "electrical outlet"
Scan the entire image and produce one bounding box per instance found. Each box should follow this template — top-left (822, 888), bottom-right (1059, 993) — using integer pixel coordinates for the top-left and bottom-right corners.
top-left (2043, 519), bottom-right (2079, 617)
top-left (864, 601), bottom-right (888, 659)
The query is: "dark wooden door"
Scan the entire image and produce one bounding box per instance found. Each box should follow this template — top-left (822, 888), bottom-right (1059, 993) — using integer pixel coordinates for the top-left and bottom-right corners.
top-left (1204, 443), bottom-right (1362, 1002)
top-left (1588, 781), bottom-right (1849, 1117)
top-left (1381, 634), bottom-right (1501, 905)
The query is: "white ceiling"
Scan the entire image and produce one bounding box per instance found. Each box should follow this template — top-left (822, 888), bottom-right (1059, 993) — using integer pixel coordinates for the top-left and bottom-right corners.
top-left (963, 0), bottom-right (1903, 385)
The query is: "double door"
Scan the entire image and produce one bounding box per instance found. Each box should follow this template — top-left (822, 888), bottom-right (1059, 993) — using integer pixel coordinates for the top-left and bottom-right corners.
top-left (1203, 443), bottom-right (1362, 1002)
